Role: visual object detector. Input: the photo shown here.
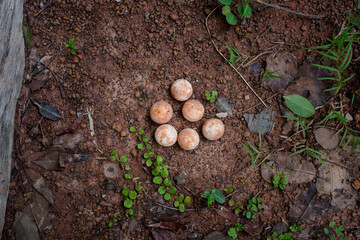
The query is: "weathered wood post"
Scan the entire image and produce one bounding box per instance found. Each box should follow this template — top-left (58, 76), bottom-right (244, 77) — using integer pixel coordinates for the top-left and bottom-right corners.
top-left (0, 0), bottom-right (25, 237)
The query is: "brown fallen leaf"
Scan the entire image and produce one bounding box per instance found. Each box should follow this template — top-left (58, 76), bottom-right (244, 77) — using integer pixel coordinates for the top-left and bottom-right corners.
top-left (243, 217), bottom-right (263, 236)
top-left (149, 229), bottom-right (174, 240)
top-left (52, 133), bottom-right (84, 150)
top-left (147, 222), bottom-right (186, 231)
top-left (159, 211), bottom-right (192, 222)
top-left (314, 127), bottom-right (339, 149)
top-left (33, 151), bottom-right (61, 171)
top-left (316, 148), bottom-right (358, 210)
top-left (215, 208), bottom-right (236, 222)
top-left (265, 52), bottom-right (297, 92)
top-left (261, 152), bottom-right (316, 184)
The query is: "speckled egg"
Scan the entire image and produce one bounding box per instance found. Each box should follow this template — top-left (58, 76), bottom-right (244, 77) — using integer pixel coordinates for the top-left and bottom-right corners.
top-left (202, 118), bottom-right (224, 140)
top-left (150, 100), bottom-right (173, 124)
top-left (171, 79), bottom-right (193, 101)
top-left (182, 99), bottom-right (204, 122)
top-left (178, 128), bottom-right (200, 150)
top-left (155, 124), bottom-right (178, 147)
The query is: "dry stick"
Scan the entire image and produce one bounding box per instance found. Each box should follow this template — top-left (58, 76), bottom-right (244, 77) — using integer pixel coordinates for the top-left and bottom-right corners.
top-left (254, 0), bottom-right (324, 19)
top-left (240, 93), bottom-right (280, 114)
top-left (205, 6), bottom-right (268, 108)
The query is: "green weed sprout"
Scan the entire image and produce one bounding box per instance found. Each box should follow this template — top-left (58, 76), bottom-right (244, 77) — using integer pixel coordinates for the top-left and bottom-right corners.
top-left (108, 212), bottom-right (120, 227)
top-left (242, 132), bottom-right (274, 168)
top-left (174, 195), bottom-right (191, 212)
top-left (122, 187), bottom-right (139, 219)
top-left (282, 94), bottom-right (315, 138)
top-left (243, 197), bottom-right (262, 219)
top-left (320, 111), bottom-right (360, 152)
top-left (267, 224), bottom-right (302, 240)
top-left (273, 171), bottom-right (289, 190)
top-left (221, 43), bottom-right (243, 67)
top-left (201, 189), bottom-right (226, 206)
top-left (324, 221), bottom-right (348, 240)
top-left (261, 69), bottom-right (282, 85)
top-left (219, 0), bottom-right (251, 25)
top-left (205, 91), bottom-right (218, 103)
top-left (228, 223), bottom-right (243, 239)
top-left (308, 5), bottom-right (359, 94)
top-left (65, 38), bottom-right (77, 55)
top-left (291, 145), bottom-right (327, 167)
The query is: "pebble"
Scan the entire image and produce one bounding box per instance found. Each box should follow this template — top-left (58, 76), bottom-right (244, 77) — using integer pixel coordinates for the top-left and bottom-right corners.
top-left (105, 180), bottom-right (115, 190)
top-left (352, 179), bottom-right (360, 190)
top-left (174, 171), bottom-right (187, 185)
top-left (244, 95), bottom-right (250, 100)
top-left (170, 13), bottom-right (179, 20)
top-left (120, 130), bottom-right (127, 137)
top-left (80, 123), bottom-right (86, 128)
top-left (135, 90), bottom-right (141, 98)
top-left (112, 121), bottom-right (123, 133)
top-left (130, 149), bottom-right (138, 158)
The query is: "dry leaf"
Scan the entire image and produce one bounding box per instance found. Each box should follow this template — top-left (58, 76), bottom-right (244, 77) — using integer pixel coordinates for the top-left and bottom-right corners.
top-left (314, 127), bottom-right (339, 149)
top-left (261, 152), bottom-right (316, 184)
top-left (215, 208), bottom-right (236, 222)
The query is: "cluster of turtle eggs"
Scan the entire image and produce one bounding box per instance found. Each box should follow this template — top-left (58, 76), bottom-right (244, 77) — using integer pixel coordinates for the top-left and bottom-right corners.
top-left (150, 79), bottom-right (225, 151)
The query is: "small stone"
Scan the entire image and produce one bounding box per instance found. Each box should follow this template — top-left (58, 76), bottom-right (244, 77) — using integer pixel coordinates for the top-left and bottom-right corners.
top-left (216, 112), bottom-right (228, 118)
top-left (243, 131), bottom-right (250, 138)
top-left (105, 180), bottom-right (115, 190)
top-left (345, 113), bottom-right (353, 122)
top-left (112, 121), bottom-right (123, 133)
top-left (174, 171), bottom-right (187, 185)
top-left (244, 95), bottom-right (250, 100)
top-left (130, 149), bottom-right (138, 158)
top-left (70, 109), bottom-right (76, 115)
top-left (135, 90), bottom-right (141, 98)
top-left (80, 123), bottom-right (86, 128)
top-left (120, 130), bottom-right (127, 137)
top-left (170, 13), bottom-right (179, 20)
top-left (352, 179), bottom-right (360, 190)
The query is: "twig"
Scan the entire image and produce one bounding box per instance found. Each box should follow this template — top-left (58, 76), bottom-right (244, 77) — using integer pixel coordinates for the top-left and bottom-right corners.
top-left (34, 0), bottom-right (53, 17)
top-left (205, 6), bottom-right (268, 108)
top-left (15, 137), bottom-right (61, 215)
top-left (219, 163), bottom-right (249, 187)
top-left (240, 93), bottom-right (280, 114)
top-left (254, 0), bottom-right (324, 19)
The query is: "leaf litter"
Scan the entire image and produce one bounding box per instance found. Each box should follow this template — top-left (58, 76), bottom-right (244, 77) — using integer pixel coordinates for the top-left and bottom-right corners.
top-left (30, 98), bottom-right (61, 120)
top-left (261, 152), bottom-right (316, 184)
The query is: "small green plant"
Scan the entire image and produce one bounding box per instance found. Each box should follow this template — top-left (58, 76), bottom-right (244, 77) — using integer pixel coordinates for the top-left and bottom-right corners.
top-left (266, 224), bottom-right (302, 240)
top-left (291, 145), bottom-right (327, 167)
top-left (205, 91), bottom-right (218, 103)
top-left (122, 185), bottom-right (141, 219)
top-left (243, 197), bottom-right (262, 219)
top-left (174, 195), bottom-right (191, 212)
top-left (308, 5), bottom-right (359, 95)
top-left (261, 69), bottom-right (282, 85)
top-left (324, 222), bottom-right (348, 240)
top-left (282, 94), bottom-right (315, 138)
top-left (320, 111), bottom-right (360, 152)
top-left (272, 171), bottom-right (289, 190)
top-left (242, 133), bottom-right (274, 168)
top-left (219, 0), bottom-right (251, 25)
top-left (234, 201), bottom-right (242, 214)
top-left (65, 38), bottom-right (77, 55)
top-left (129, 126), bottom-right (136, 132)
top-left (108, 212), bottom-right (120, 227)
top-left (221, 43), bottom-right (243, 67)
top-left (227, 223), bottom-right (244, 239)
top-left (201, 189), bottom-right (226, 206)
top-left (351, 88), bottom-right (360, 105)
top-left (109, 150), bottom-right (128, 169)
top-left (50, 19), bottom-right (56, 26)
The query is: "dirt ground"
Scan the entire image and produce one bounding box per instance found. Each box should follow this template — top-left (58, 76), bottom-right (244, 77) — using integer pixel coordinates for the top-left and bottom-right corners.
top-left (2, 0), bottom-right (360, 239)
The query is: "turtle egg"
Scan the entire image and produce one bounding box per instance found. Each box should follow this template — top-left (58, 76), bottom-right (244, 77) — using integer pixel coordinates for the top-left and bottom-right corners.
top-left (178, 128), bottom-right (200, 150)
top-left (202, 118), bottom-right (224, 140)
top-left (182, 99), bottom-right (204, 122)
top-left (150, 100), bottom-right (173, 124)
top-left (171, 79), bottom-right (193, 101)
top-left (155, 124), bottom-right (178, 147)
